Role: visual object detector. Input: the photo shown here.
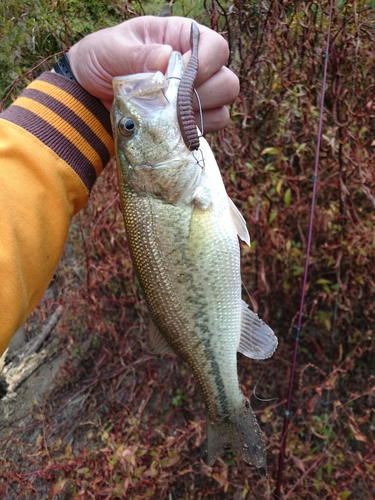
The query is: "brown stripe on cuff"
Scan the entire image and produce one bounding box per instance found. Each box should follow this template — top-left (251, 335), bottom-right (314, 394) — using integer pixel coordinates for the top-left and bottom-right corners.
top-left (2, 106), bottom-right (97, 191)
top-left (21, 87), bottom-right (110, 167)
top-left (39, 72), bottom-right (113, 138)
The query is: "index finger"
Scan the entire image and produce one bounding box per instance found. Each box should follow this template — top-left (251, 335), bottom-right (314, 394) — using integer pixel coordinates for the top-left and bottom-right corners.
top-left (131, 16), bottom-right (230, 87)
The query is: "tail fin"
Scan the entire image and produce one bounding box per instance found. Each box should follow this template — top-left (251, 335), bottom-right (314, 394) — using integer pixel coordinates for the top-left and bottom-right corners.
top-left (206, 399), bottom-right (267, 468)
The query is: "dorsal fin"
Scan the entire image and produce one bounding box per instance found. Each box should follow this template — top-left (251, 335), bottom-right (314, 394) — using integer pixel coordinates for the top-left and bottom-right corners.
top-left (228, 197), bottom-right (250, 245)
top-left (149, 318), bottom-right (176, 355)
top-left (238, 301), bottom-right (278, 359)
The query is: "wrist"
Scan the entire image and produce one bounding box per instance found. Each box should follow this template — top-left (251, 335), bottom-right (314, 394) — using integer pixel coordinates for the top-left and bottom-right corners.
top-left (53, 52), bottom-right (78, 83)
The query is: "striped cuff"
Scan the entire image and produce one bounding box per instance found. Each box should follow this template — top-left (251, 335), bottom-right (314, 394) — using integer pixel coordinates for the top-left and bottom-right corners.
top-left (1, 72), bottom-right (114, 192)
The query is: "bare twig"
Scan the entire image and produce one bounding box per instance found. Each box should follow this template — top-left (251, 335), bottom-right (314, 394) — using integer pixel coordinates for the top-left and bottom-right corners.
top-left (23, 305), bottom-right (64, 358)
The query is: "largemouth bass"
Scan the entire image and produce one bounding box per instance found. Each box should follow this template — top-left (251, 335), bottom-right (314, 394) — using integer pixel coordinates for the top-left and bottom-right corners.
top-left (111, 51), bottom-right (277, 468)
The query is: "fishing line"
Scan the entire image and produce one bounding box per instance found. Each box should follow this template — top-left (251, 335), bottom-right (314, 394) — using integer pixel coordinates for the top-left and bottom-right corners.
top-left (166, 77), bottom-right (205, 170)
top-left (241, 280), bottom-right (258, 313)
top-left (193, 88), bottom-right (205, 137)
top-left (192, 148), bottom-right (205, 170)
top-left (274, 0), bottom-right (334, 497)
top-left (253, 376), bottom-right (279, 404)
top-left (166, 76), bottom-right (181, 83)
top-left (324, 0), bottom-right (354, 451)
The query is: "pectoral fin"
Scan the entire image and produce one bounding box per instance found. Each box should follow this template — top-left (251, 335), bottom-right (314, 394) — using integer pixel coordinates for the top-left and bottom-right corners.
top-left (149, 319), bottom-right (175, 355)
top-left (228, 197), bottom-right (250, 245)
top-left (238, 301), bottom-right (278, 359)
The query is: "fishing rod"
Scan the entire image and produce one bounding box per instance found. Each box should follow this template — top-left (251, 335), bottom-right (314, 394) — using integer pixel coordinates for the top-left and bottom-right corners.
top-left (274, 0), bottom-right (335, 497)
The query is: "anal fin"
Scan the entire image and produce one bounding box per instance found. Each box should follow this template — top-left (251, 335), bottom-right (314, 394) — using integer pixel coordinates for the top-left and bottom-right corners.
top-left (238, 301), bottom-right (278, 359)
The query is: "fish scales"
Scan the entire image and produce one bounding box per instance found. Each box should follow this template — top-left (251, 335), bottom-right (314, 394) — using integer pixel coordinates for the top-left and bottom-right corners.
top-left (111, 47), bottom-right (278, 468)
top-left (119, 181), bottom-right (242, 420)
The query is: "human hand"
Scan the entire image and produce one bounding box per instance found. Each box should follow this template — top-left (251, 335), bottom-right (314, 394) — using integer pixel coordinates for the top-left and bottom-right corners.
top-left (68, 16), bottom-right (239, 133)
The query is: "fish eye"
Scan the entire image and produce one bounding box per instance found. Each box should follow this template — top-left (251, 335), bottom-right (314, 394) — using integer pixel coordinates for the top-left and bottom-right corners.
top-left (118, 117), bottom-right (135, 137)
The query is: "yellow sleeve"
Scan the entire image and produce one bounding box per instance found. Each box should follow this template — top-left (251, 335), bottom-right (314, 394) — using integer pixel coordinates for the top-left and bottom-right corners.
top-left (0, 73), bottom-right (114, 355)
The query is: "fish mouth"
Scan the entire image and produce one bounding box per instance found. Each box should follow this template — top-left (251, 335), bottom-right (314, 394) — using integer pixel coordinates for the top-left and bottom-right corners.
top-left (112, 72), bottom-right (168, 100)
top-left (112, 52), bottom-right (184, 104)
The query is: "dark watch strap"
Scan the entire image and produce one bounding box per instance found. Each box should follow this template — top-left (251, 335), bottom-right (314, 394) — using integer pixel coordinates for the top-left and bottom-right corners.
top-left (54, 52), bottom-right (78, 82)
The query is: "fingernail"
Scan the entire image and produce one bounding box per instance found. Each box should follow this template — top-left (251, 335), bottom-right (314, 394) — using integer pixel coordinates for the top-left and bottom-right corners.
top-left (146, 45), bottom-right (173, 72)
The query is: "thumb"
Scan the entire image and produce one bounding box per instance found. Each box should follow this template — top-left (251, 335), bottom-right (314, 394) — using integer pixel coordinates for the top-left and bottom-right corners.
top-left (142, 44), bottom-right (173, 73)
top-left (69, 39), bottom-right (173, 103)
